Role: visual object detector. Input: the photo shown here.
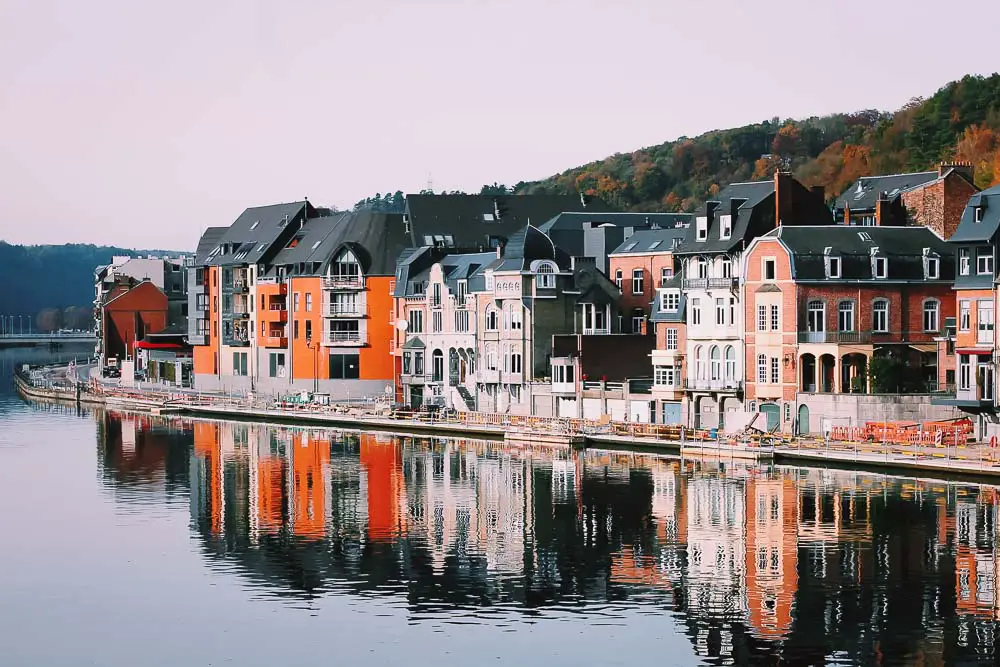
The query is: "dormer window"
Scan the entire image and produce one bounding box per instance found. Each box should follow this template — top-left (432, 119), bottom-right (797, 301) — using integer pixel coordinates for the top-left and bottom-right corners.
top-left (872, 255), bottom-right (888, 279)
top-left (660, 290), bottom-right (680, 312)
top-left (977, 246), bottom-right (994, 275)
top-left (959, 248), bottom-right (971, 276)
top-left (720, 215), bottom-right (732, 240)
top-left (696, 216), bottom-right (708, 241)
top-left (924, 251), bottom-right (940, 280)
top-left (532, 260), bottom-right (557, 289)
top-left (826, 256), bottom-right (841, 279)
top-left (975, 206), bottom-right (985, 223)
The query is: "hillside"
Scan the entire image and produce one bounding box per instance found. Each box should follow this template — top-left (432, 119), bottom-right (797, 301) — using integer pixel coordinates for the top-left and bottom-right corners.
top-left (514, 73), bottom-right (1000, 211)
top-left (0, 243), bottom-right (186, 322)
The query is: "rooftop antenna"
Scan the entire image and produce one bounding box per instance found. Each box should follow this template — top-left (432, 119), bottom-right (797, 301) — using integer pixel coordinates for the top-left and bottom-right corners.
top-left (427, 172), bottom-right (434, 194)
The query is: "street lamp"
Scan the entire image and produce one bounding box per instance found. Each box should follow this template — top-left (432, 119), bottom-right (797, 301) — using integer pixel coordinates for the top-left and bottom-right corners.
top-left (307, 339), bottom-right (319, 394)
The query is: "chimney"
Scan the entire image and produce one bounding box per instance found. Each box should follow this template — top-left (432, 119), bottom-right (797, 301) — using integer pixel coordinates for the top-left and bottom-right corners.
top-left (875, 191), bottom-right (891, 226)
top-left (939, 160), bottom-right (975, 183)
top-left (774, 170), bottom-right (794, 226)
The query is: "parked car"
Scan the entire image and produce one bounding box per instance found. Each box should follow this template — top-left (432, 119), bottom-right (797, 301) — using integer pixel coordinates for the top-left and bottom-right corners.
top-left (102, 366), bottom-right (120, 378)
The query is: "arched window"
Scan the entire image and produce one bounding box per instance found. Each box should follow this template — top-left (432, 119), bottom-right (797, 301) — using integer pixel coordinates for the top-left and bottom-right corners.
top-left (807, 300), bottom-right (825, 333)
top-left (534, 261), bottom-right (557, 289)
top-left (710, 345), bottom-right (721, 381)
top-left (331, 248), bottom-right (360, 280)
top-left (837, 301), bottom-right (855, 332)
top-left (757, 354), bottom-right (768, 384)
top-left (923, 299), bottom-right (940, 332)
top-left (694, 345), bottom-right (704, 380)
top-left (510, 350), bottom-right (523, 374)
top-left (485, 305), bottom-right (499, 331)
top-left (872, 299), bottom-right (889, 333)
top-left (724, 345), bottom-right (736, 382)
top-left (431, 349), bottom-right (444, 382)
top-left (504, 302), bottom-right (523, 330)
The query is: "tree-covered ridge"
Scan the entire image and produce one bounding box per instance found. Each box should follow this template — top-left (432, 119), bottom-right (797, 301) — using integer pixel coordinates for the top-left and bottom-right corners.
top-left (515, 74), bottom-right (1000, 211)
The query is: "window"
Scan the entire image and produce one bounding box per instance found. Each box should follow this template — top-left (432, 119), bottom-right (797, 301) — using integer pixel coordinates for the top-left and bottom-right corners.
top-left (402, 352), bottom-right (412, 375)
top-left (975, 206), bottom-right (985, 223)
top-left (631, 309), bottom-right (644, 334)
top-left (432, 311), bottom-right (443, 332)
top-left (730, 297), bottom-right (736, 325)
top-left (293, 292), bottom-right (300, 312)
top-left (784, 403), bottom-right (792, 423)
top-left (484, 271), bottom-right (495, 291)
top-left (457, 280), bottom-right (468, 302)
top-left (536, 263), bottom-right (556, 289)
top-left (960, 248), bottom-right (971, 276)
top-left (757, 354), bottom-right (767, 384)
top-left (691, 298), bottom-right (701, 326)
top-left (666, 328), bottom-right (678, 350)
top-left (431, 350), bottom-right (444, 382)
top-left (926, 256), bottom-right (940, 279)
top-left (654, 366), bottom-right (677, 387)
top-left (552, 364), bottom-right (574, 385)
top-left (696, 259), bottom-right (708, 279)
top-left (716, 298), bottom-right (725, 326)
top-left (960, 300), bottom-right (971, 332)
top-left (408, 309), bottom-right (423, 333)
top-left (694, 345), bottom-right (704, 380)
top-left (872, 300), bottom-right (889, 333)
top-left (196, 293), bottom-right (208, 311)
top-left (720, 214), bottom-right (732, 239)
top-left (413, 351), bottom-right (424, 375)
top-left (977, 247), bottom-right (994, 275)
top-left (615, 270), bottom-right (623, 290)
top-left (455, 310), bottom-right (470, 332)
top-left (660, 267), bottom-right (673, 286)
top-left (959, 355), bottom-right (971, 391)
top-left (838, 301), bottom-right (855, 332)
top-left (269, 353), bottom-right (286, 378)
top-left (294, 320), bottom-right (299, 340)
top-left (509, 351), bottom-right (523, 374)
top-left (632, 269), bottom-right (644, 295)
top-left (721, 258), bottom-right (732, 279)
top-left (807, 300), bottom-right (825, 333)
top-left (978, 300), bottom-right (994, 344)
top-left (232, 352), bottom-right (248, 377)
top-left (757, 305), bottom-right (767, 331)
top-left (696, 216), bottom-right (708, 241)
top-left (873, 257), bottom-right (887, 279)
top-left (505, 303), bottom-right (523, 330)
top-left (485, 345), bottom-right (499, 371)
top-left (771, 357), bottom-right (779, 384)
top-left (827, 256), bottom-right (841, 279)
top-left (329, 353), bottom-right (360, 380)
top-left (305, 320), bottom-right (312, 342)
top-left (763, 258), bottom-right (776, 281)
top-left (709, 346), bottom-right (721, 381)
top-left (661, 291), bottom-right (680, 312)
top-left (432, 283), bottom-right (441, 307)
top-left (923, 300), bottom-right (940, 332)
top-left (724, 346), bottom-right (736, 382)
top-left (770, 304), bottom-right (779, 331)
top-left (485, 306), bottom-right (499, 331)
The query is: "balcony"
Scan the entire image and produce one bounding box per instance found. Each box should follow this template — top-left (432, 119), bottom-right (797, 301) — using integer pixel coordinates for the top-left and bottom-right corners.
top-left (322, 275), bottom-right (365, 290)
top-left (325, 303), bottom-right (366, 318)
top-left (322, 330), bottom-right (365, 346)
top-left (264, 306), bottom-right (288, 322)
top-left (797, 331), bottom-right (872, 344)
top-left (582, 327), bottom-right (611, 335)
top-left (682, 277), bottom-right (737, 290)
top-left (684, 379), bottom-right (742, 392)
top-left (233, 280), bottom-right (250, 293)
top-left (260, 335), bottom-right (288, 348)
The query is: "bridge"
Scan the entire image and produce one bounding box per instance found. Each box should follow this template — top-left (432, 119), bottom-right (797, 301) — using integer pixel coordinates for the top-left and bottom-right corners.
top-left (0, 332), bottom-right (97, 347)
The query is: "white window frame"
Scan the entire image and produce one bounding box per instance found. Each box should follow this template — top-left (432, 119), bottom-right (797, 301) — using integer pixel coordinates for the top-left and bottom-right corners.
top-left (770, 304), bottom-right (779, 331)
top-left (959, 248), bottom-right (971, 276)
top-left (960, 300), bottom-right (971, 332)
top-left (696, 216), bottom-right (708, 241)
top-left (666, 328), bottom-right (678, 351)
top-left (977, 247), bottom-right (994, 276)
top-left (923, 299), bottom-right (940, 333)
top-left (720, 214), bottom-right (732, 240)
top-left (978, 300), bottom-right (994, 345)
top-left (691, 298), bottom-right (701, 326)
top-left (757, 354), bottom-right (767, 384)
top-left (926, 256), bottom-right (940, 280)
top-left (632, 268), bottom-right (644, 295)
top-left (757, 304), bottom-right (767, 332)
top-left (838, 301), bottom-right (855, 332)
top-left (827, 256), bottom-right (841, 279)
top-left (872, 299), bottom-right (889, 333)
top-left (762, 257), bottom-right (776, 281)
top-left (873, 257), bottom-right (888, 279)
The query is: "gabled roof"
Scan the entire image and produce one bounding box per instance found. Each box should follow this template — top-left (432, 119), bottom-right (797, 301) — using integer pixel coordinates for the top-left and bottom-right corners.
top-left (675, 180), bottom-right (774, 255)
top-left (206, 201), bottom-right (312, 266)
top-left (490, 224), bottom-right (572, 272)
top-left (394, 249), bottom-right (496, 298)
top-left (835, 171), bottom-right (939, 212)
top-left (194, 227), bottom-right (228, 264)
top-left (610, 227), bottom-right (687, 255)
top-left (947, 183), bottom-right (1000, 244)
top-left (403, 194), bottom-right (616, 251)
top-left (268, 214), bottom-right (346, 267)
top-left (772, 225), bottom-right (954, 282)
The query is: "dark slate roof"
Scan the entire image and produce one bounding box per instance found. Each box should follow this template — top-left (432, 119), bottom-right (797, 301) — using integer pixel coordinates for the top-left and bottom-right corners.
top-left (538, 211), bottom-right (690, 233)
top-left (490, 225), bottom-right (572, 272)
top-left (194, 227), bottom-right (228, 264)
top-left (835, 171), bottom-right (939, 213)
top-left (772, 225), bottom-right (954, 282)
top-left (403, 194), bottom-right (616, 251)
top-left (675, 180), bottom-right (774, 255)
top-left (207, 201), bottom-right (311, 266)
top-left (268, 214), bottom-right (347, 267)
top-left (609, 227), bottom-right (687, 255)
top-left (394, 250), bottom-right (496, 298)
top-left (947, 183), bottom-right (1000, 244)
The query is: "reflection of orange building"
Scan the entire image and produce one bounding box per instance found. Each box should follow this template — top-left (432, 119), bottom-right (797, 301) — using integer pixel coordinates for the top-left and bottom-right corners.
top-left (953, 500), bottom-right (1000, 619)
top-left (360, 434), bottom-right (405, 542)
top-left (257, 455), bottom-right (286, 536)
top-left (290, 432), bottom-right (330, 539)
top-left (745, 477), bottom-right (799, 639)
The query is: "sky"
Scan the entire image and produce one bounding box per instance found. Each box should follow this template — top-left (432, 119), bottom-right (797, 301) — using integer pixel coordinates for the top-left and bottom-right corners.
top-left (0, 0), bottom-right (996, 250)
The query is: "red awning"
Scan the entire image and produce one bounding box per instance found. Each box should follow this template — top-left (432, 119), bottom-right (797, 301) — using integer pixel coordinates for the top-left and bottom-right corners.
top-left (135, 341), bottom-right (185, 350)
top-left (956, 348), bottom-right (992, 355)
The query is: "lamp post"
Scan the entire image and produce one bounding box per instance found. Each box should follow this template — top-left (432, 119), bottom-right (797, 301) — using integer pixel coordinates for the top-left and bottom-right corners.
top-left (307, 339), bottom-right (319, 394)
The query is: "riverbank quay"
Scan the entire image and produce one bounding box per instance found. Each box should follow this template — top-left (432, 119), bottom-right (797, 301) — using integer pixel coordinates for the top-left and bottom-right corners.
top-left (14, 364), bottom-right (1000, 481)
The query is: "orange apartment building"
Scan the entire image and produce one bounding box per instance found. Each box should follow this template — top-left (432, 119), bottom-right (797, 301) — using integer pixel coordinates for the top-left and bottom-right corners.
top-left (743, 225), bottom-right (956, 434)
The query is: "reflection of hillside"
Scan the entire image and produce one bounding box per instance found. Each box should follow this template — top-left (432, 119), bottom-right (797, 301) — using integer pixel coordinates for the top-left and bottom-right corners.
top-left (94, 413), bottom-right (1000, 664)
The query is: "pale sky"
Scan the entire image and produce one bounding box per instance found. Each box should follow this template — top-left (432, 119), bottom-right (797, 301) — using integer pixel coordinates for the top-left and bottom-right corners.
top-left (0, 0), bottom-right (995, 250)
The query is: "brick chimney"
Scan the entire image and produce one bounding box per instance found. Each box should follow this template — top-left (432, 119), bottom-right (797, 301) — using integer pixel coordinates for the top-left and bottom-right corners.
top-left (774, 170), bottom-right (794, 226)
top-left (939, 160), bottom-right (975, 184)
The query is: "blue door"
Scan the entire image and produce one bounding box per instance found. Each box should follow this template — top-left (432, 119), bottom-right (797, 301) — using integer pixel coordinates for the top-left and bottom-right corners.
top-left (661, 402), bottom-right (682, 425)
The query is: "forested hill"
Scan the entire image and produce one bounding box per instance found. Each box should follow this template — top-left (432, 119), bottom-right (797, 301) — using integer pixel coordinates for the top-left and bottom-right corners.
top-left (0, 242), bottom-right (185, 318)
top-left (513, 73), bottom-right (1000, 211)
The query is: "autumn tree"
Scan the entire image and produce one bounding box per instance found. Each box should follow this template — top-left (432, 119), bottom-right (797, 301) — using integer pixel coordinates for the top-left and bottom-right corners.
top-left (36, 308), bottom-right (63, 332)
top-left (954, 124), bottom-right (1000, 188)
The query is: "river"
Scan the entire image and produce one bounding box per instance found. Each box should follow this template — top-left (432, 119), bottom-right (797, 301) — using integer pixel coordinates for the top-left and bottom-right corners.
top-left (1, 346), bottom-right (999, 666)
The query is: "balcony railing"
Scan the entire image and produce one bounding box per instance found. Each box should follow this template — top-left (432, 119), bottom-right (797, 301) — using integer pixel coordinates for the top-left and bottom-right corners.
top-left (322, 330), bottom-right (365, 346)
top-left (325, 304), bottom-right (366, 318)
top-left (683, 277), bottom-right (737, 290)
top-left (684, 379), bottom-right (742, 392)
top-left (322, 275), bottom-right (365, 290)
top-left (233, 280), bottom-right (249, 293)
top-left (260, 335), bottom-right (288, 348)
top-left (582, 327), bottom-right (611, 335)
top-left (797, 331), bottom-right (872, 344)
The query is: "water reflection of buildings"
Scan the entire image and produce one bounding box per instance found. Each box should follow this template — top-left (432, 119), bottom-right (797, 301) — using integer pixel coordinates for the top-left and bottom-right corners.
top-left (95, 412), bottom-right (1000, 664)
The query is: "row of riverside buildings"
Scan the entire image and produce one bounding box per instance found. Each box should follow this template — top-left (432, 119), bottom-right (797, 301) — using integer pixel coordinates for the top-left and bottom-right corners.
top-left (96, 162), bottom-right (1000, 437)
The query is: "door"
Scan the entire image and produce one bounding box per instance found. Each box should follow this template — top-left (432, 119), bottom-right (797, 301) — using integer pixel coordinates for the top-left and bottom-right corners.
top-left (661, 402), bottom-right (682, 425)
top-left (797, 404), bottom-right (810, 435)
top-left (760, 403), bottom-right (780, 432)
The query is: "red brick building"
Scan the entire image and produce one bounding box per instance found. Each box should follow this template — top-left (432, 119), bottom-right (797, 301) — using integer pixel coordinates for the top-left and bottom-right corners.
top-left (743, 225), bottom-right (955, 432)
top-left (99, 279), bottom-right (169, 363)
top-left (608, 224), bottom-right (689, 334)
top-left (835, 162), bottom-right (978, 240)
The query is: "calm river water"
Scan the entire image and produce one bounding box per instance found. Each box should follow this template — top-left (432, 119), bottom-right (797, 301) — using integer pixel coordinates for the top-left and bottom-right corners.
top-left (2, 347), bottom-right (1000, 666)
